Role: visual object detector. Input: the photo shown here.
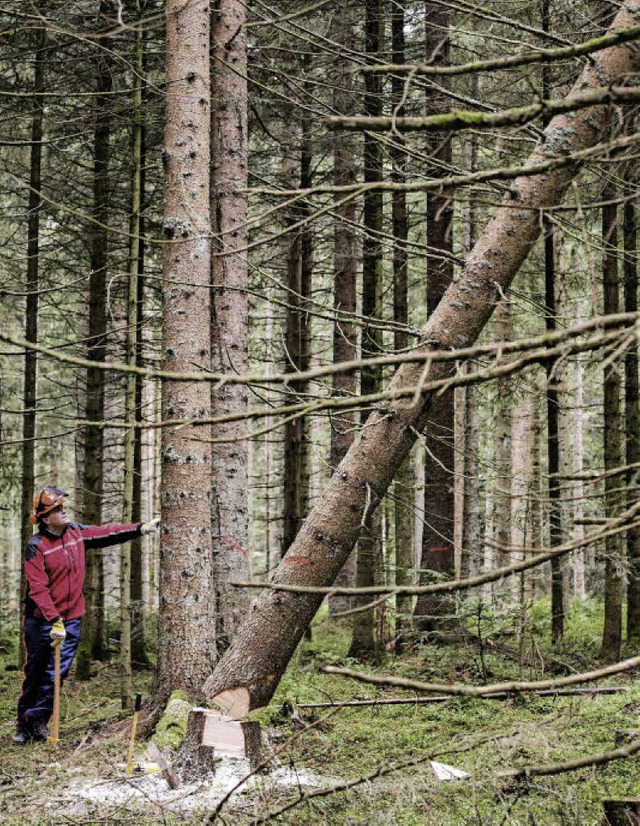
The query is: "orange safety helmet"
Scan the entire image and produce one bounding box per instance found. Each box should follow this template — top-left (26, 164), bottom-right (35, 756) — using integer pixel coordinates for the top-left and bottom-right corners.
top-left (29, 486), bottom-right (68, 525)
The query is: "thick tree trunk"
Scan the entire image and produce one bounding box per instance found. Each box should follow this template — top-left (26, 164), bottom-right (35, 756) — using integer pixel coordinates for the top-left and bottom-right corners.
top-left (203, 1), bottom-right (640, 711)
top-left (152, 0), bottom-right (216, 705)
top-left (210, 0), bottom-right (250, 655)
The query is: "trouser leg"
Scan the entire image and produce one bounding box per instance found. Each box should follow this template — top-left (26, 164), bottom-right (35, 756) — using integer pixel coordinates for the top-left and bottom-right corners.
top-left (17, 618), bottom-right (82, 727)
top-left (16, 617), bottom-right (50, 731)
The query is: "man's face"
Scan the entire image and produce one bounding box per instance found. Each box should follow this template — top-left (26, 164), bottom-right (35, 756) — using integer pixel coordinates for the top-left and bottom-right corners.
top-left (42, 503), bottom-right (71, 534)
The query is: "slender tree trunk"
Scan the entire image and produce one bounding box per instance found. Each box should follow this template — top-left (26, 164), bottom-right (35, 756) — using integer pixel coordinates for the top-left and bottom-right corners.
top-left (601, 176), bottom-right (623, 661)
top-left (152, 0), bottom-right (215, 706)
top-left (510, 394), bottom-right (534, 597)
top-left (460, 127), bottom-right (481, 582)
top-left (491, 300), bottom-right (513, 582)
top-left (348, 0), bottom-right (384, 660)
top-left (624, 177), bottom-right (640, 643)
top-left (541, 0), bottom-right (564, 645)
top-left (281, 115), bottom-right (312, 558)
top-left (130, 19), bottom-right (148, 668)
top-left (76, 2), bottom-right (113, 679)
top-left (545, 224), bottom-right (565, 642)
top-left (210, 0), bottom-right (250, 655)
top-left (203, 1), bottom-right (640, 711)
top-left (390, 0), bottom-right (415, 651)
top-left (120, 2), bottom-right (147, 708)
top-left (19, 22), bottom-right (46, 666)
top-left (328, 2), bottom-right (359, 617)
top-left (414, 0), bottom-right (455, 631)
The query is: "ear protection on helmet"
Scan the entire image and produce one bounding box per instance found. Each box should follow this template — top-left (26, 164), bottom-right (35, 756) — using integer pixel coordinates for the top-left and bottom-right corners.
top-left (29, 487), bottom-right (68, 525)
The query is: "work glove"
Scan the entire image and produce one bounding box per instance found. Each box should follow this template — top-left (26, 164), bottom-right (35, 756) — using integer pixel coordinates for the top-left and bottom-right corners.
top-left (50, 618), bottom-right (66, 646)
top-left (141, 518), bottom-right (160, 536)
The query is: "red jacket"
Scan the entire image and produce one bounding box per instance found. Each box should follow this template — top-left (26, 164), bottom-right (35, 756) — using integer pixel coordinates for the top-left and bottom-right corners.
top-left (24, 522), bottom-right (142, 622)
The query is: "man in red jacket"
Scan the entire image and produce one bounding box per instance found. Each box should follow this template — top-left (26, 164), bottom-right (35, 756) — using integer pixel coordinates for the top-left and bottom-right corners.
top-left (13, 486), bottom-right (159, 745)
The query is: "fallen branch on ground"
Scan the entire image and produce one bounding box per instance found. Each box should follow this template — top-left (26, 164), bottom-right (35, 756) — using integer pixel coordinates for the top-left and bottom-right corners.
top-left (295, 686), bottom-right (627, 709)
top-left (495, 737), bottom-right (640, 779)
top-left (322, 656), bottom-right (640, 696)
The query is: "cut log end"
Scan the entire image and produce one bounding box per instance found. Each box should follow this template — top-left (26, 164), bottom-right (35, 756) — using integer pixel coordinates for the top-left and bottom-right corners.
top-left (211, 686), bottom-right (251, 720)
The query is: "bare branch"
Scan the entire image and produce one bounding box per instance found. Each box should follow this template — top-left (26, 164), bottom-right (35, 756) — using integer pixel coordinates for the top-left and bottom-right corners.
top-left (322, 656), bottom-right (640, 697)
top-left (326, 86), bottom-right (640, 133)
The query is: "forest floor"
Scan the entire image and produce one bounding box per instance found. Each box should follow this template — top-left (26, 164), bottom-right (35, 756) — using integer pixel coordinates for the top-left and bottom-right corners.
top-left (1, 598), bottom-right (639, 825)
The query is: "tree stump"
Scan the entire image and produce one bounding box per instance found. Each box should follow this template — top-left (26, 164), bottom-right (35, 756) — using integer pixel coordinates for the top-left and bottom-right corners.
top-left (173, 707), bottom-right (263, 781)
top-left (172, 708), bottom-right (219, 782)
top-left (603, 799), bottom-right (640, 825)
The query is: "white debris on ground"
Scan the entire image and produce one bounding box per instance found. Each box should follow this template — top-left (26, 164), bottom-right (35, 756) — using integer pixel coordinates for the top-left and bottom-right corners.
top-left (48, 756), bottom-right (326, 818)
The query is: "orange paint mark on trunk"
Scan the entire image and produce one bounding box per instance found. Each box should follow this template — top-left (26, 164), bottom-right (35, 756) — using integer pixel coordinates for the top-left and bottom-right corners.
top-left (283, 556), bottom-right (319, 569)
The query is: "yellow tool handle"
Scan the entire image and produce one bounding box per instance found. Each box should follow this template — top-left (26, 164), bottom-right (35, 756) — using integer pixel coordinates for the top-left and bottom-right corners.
top-left (47, 642), bottom-right (61, 745)
top-left (125, 693), bottom-right (142, 775)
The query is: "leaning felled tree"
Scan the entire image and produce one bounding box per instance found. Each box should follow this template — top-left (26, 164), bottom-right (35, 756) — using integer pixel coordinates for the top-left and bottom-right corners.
top-left (202, 0), bottom-right (640, 712)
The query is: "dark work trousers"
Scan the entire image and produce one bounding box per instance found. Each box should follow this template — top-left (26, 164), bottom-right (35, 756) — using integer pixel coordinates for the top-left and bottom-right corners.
top-left (16, 617), bottom-right (82, 730)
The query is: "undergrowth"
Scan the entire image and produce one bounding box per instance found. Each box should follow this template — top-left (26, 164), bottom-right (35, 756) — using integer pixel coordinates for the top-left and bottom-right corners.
top-left (0, 598), bottom-right (638, 825)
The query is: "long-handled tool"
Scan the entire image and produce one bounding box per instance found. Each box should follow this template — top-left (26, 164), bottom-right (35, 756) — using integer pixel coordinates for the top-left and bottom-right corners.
top-left (125, 693), bottom-right (142, 775)
top-left (46, 641), bottom-right (61, 745)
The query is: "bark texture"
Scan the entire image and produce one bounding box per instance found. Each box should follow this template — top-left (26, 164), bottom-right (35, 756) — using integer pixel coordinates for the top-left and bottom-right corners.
top-left (154, 0), bottom-right (216, 702)
top-left (203, 2), bottom-right (640, 711)
top-left (210, 0), bottom-right (250, 655)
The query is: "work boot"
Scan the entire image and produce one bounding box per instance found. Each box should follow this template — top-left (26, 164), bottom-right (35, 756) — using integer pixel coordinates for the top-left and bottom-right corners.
top-left (11, 728), bottom-right (31, 746)
top-left (29, 720), bottom-right (49, 742)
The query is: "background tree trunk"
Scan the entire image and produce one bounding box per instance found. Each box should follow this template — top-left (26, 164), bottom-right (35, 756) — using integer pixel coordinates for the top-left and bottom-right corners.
top-left (600, 175), bottom-right (623, 662)
top-left (328, 0), bottom-right (359, 618)
top-left (281, 113), bottom-right (312, 559)
top-left (624, 172), bottom-right (640, 644)
top-left (19, 22), bottom-right (46, 666)
top-left (120, 2), bottom-right (147, 708)
top-left (348, 0), bottom-right (384, 661)
top-left (414, 0), bottom-right (455, 632)
top-left (390, 0), bottom-right (416, 653)
top-left (76, 2), bottom-right (113, 678)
